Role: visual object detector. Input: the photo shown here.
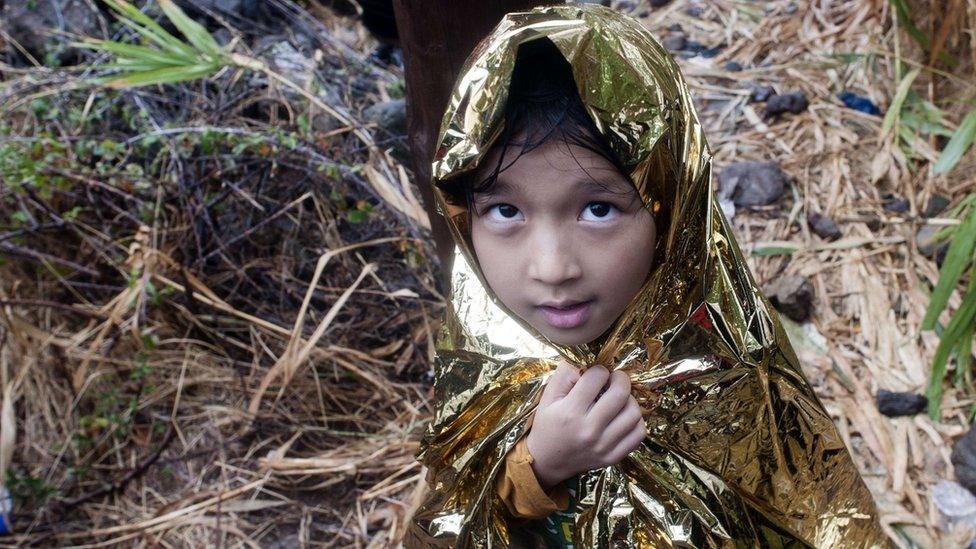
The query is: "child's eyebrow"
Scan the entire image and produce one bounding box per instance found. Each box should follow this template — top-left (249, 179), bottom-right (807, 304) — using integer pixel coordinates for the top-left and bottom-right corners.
top-left (574, 178), bottom-right (633, 195)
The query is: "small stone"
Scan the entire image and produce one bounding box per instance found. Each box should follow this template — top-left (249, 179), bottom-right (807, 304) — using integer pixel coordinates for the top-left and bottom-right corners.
top-left (717, 161), bottom-right (787, 207)
top-left (650, 0), bottom-right (672, 7)
top-left (724, 60), bottom-right (743, 72)
top-left (785, 2), bottom-right (799, 14)
top-left (882, 195), bottom-right (910, 213)
top-left (667, 23), bottom-right (684, 32)
top-left (876, 390), bottom-right (928, 417)
top-left (686, 6), bottom-right (705, 17)
top-left (764, 91), bottom-right (809, 116)
top-left (952, 427), bottom-right (976, 494)
top-left (807, 212), bottom-right (841, 240)
top-left (662, 35), bottom-right (687, 52)
top-left (749, 85), bottom-right (776, 103)
top-left (764, 275), bottom-right (815, 322)
top-left (925, 194), bottom-right (952, 218)
top-left (616, 0), bottom-right (638, 12)
top-left (364, 99), bottom-right (408, 162)
top-left (580, 0), bottom-right (612, 5)
top-left (917, 224), bottom-right (949, 258)
top-left (364, 99), bottom-right (406, 136)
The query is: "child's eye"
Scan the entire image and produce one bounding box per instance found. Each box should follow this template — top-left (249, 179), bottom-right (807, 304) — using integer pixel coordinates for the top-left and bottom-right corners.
top-left (485, 203), bottom-right (524, 222)
top-left (580, 201), bottom-right (619, 221)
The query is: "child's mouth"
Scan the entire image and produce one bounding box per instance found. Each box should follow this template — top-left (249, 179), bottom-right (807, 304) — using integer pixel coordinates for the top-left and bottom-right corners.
top-left (537, 299), bottom-right (594, 330)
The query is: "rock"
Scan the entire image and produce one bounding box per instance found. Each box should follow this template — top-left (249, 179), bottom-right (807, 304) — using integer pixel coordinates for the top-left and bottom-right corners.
top-left (686, 6), bottom-right (705, 17)
top-left (725, 60), bottom-right (744, 72)
top-left (837, 91), bottom-right (882, 116)
top-left (717, 161), bottom-right (787, 207)
top-left (749, 85), bottom-right (776, 103)
top-left (925, 194), bottom-right (952, 218)
top-left (364, 99), bottom-right (409, 163)
top-left (807, 212), bottom-right (841, 240)
top-left (650, 0), bottom-right (672, 7)
top-left (616, 0), bottom-right (638, 12)
top-left (580, 0), bottom-right (612, 5)
top-left (3, 0), bottom-right (100, 65)
top-left (785, 2), bottom-right (799, 14)
top-left (667, 23), bottom-right (684, 32)
top-left (682, 41), bottom-right (722, 57)
top-left (764, 91), bottom-right (809, 116)
top-left (952, 427), bottom-right (976, 494)
top-left (764, 275), bottom-right (815, 321)
top-left (364, 99), bottom-right (406, 138)
top-left (932, 480), bottom-right (976, 529)
top-left (662, 35), bottom-right (687, 52)
top-left (917, 224), bottom-right (950, 258)
top-left (882, 194), bottom-right (910, 213)
top-left (876, 390), bottom-right (928, 417)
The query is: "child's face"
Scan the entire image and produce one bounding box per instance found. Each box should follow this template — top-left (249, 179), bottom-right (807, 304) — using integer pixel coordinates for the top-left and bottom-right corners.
top-left (469, 136), bottom-right (657, 346)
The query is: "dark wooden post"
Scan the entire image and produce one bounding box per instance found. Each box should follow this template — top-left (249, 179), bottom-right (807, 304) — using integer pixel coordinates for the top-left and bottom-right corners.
top-left (392, 1), bottom-right (559, 293)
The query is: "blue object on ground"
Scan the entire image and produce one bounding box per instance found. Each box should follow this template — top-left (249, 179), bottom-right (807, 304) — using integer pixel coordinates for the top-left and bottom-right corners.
top-left (838, 91), bottom-right (882, 115)
top-left (0, 486), bottom-right (11, 534)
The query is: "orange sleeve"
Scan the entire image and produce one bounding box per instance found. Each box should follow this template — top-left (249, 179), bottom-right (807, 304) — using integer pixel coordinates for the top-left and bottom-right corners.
top-left (495, 418), bottom-right (570, 520)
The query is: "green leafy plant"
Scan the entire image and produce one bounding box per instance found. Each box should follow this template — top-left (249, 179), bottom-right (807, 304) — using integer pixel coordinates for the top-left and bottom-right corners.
top-left (923, 194), bottom-right (976, 419)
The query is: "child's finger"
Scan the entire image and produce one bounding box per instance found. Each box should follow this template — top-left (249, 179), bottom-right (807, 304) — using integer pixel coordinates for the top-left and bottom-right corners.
top-left (585, 370), bottom-right (631, 425)
top-left (600, 396), bottom-right (642, 444)
top-left (538, 360), bottom-right (580, 407)
top-left (564, 365), bottom-right (610, 411)
top-left (606, 417), bottom-right (647, 464)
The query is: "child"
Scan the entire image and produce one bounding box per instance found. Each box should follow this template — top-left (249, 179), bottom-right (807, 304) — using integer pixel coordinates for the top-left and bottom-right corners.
top-left (406, 4), bottom-right (888, 548)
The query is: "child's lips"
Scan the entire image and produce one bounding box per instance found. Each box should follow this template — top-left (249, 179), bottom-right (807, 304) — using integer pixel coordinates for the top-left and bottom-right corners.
top-left (537, 299), bottom-right (594, 329)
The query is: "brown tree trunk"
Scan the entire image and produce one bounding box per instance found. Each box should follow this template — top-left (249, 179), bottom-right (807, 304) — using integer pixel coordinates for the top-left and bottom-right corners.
top-left (392, 1), bottom-right (559, 293)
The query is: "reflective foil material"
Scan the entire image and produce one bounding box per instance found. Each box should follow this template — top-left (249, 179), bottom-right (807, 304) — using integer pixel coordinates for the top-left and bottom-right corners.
top-left (405, 4), bottom-right (888, 547)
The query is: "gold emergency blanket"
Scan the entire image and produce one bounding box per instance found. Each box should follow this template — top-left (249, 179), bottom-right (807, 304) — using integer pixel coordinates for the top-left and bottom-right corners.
top-left (405, 4), bottom-right (888, 547)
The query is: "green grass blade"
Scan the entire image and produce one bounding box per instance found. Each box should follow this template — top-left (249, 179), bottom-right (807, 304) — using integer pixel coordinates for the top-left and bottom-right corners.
top-left (158, 0), bottom-right (223, 58)
top-left (100, 63), bottom-right (218, 88)
top-left (927, 273), bottom-right (976, 419)
top-left (934, 108), bottom-right (976, 174)
top-left (922, 207), bottom-right (976, 330)
top-left (102, 0), bottom-right (198, 60)
top-left (953, 322), bottom-right (974, 385)
top-left (73, 39), bottom-right (191, 67)
top-left (881, 67), bottom-right (920, 138)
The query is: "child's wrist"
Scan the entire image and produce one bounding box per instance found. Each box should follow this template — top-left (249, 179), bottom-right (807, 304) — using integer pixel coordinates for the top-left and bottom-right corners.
top-left (525, 431), bottom-right (570, 491)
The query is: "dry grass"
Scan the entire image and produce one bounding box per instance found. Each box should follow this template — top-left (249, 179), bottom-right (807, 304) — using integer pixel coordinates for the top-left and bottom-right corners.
top-left (0, 0), bottom-right (972, 547)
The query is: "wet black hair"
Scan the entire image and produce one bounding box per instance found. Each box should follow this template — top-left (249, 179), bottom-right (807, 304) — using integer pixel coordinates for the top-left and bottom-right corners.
top-left (436, 38), bottom-right (643, 211)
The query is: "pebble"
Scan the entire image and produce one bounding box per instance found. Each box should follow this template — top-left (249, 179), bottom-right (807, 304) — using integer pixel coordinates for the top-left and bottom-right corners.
top-left (749, 85), bottom-right (776, 103)
top-left (952, 427), bottom-right (976, 494)
top-left (916, 224), bottom-right (949, 258)
top-left (876, 389), bottom-right (928, 417)
top-left (925, 194), bottom-right (951, 217)
top-left (763, 275), bottom-right (815, 322)
top-left (650, 0), bottom-right (672, 7)
top-left (807, 212), bottom-right (842, 240)
top-left (662, 35), bottom-right (687, 52)
top-left (717, 161), bottom-right (787, 207)
top-left (882, 194), bottom-right (910, 213)
top-left (764, 91), bottom-right (809, 116)
top-left (724, 60), bottom-right (743, 72)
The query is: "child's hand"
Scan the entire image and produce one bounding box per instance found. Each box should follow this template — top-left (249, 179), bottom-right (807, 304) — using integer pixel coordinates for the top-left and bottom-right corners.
top-left (525, 359), bottom-right (647, 491)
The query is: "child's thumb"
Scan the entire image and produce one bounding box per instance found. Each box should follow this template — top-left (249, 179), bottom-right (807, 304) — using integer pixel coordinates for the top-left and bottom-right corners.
top-left (538, 360), bottom-right (579, 407)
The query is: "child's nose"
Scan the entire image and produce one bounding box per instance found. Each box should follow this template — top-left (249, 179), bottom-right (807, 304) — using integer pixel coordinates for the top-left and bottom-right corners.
top-left (526, 230), bottom-right (582, 285)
